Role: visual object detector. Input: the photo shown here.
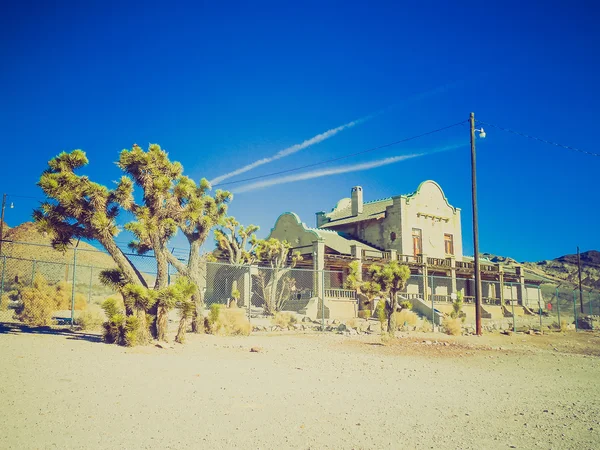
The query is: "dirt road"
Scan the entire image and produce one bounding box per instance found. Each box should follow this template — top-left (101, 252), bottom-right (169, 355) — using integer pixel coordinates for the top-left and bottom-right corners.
top-left (1, 326), bottom-right (599, 449)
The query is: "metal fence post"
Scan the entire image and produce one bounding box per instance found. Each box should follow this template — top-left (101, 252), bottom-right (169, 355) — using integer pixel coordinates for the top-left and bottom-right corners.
top-left (510, 283), bottom-right (516, 332)
top-left (430, 274), bottom-right (435, 328)
top-left (31, 259), bottom-right (36, 286)
top-left (321, 269), bottom-right (325, 332)
top-left (71, 248), bottom-right (78, 328)
top-left (88, 266), bottom-right (93, 304)
top-left (537, 286), bottom-right (542, 330)
top-left (0, 256), bottom-right (5, 306)
top-left (588, 291), bottom-right (592, 316)
top-left (556, 287), bottom-right (561, 327)
top-left (573, 291), bottom-right (578, 332)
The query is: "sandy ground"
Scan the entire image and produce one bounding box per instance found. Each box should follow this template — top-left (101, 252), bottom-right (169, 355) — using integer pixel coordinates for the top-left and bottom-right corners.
top-left (1, 326), bottom-right (599, 450)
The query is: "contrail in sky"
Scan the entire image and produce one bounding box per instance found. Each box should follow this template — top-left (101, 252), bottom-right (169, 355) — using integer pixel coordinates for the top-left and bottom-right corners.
top-left (210, 82), bottom-right (460, 185)
top-left (209, 116), bottom-right (371, 185)
top-left (233, 143), bottom-right (465, 193)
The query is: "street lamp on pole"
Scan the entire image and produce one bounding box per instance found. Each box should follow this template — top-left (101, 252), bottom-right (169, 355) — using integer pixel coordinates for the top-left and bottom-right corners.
top-left (470, 113), bottom-right (485, 336)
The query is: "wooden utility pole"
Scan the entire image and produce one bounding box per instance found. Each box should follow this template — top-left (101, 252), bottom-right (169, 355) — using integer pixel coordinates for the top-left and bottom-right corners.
top-left (0, 193), bottom-right (6, 258)
top-left (577, 246), bottom-right (584, 314)
top-left (470, 113), bottom-right (482, 335)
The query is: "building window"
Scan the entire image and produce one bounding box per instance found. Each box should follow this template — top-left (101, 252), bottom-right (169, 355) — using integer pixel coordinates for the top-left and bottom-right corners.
top-left (444, 234), bottom-right (454, 255)
top-left (390, 232), bottom-right (397, 242)
top-left (412, 228), bottom-right (422, 256)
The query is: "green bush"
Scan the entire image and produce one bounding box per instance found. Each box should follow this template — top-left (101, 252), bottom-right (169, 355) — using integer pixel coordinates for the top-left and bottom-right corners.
top-left (375, 299), bottom-right (387, 330)
top-left (399, 300), bottom-right (412, 310)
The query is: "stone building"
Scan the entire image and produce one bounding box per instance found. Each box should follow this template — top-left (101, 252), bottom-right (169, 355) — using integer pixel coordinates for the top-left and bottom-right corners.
top-left (268, 180), bottom-right (544, 321)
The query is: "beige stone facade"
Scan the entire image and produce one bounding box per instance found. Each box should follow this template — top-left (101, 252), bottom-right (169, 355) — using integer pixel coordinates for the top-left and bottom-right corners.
top-left (268, 180), bottom-right (545, 319)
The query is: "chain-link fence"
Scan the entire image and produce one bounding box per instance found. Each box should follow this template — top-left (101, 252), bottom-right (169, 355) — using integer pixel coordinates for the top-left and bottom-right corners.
top-left (1, 240), bottom-right (598, 333)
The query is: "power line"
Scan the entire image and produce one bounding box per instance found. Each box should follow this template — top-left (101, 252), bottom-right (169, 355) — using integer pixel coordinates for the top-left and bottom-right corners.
top-left (477, 120), bottom-right (600, 158)
top-left (213, 120), bottom-right (468, 187)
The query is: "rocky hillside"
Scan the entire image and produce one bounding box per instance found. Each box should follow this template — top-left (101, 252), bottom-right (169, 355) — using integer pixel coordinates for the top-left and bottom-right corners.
top-left (1, 221), bottom-right (116, 268)
top-left (526, 250), bottom-right (600, 290)
top-left (482, 250), bottom-right (600, 290)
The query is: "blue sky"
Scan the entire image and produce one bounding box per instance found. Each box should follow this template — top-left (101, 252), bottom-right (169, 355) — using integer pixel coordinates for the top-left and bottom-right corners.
top-left (0, 0), bottom-right (598, 262)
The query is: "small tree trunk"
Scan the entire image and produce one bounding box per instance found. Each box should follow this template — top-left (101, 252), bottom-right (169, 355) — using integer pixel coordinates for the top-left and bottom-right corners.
top-left (190, 290), bottom-right (204, 333)
top-left (175, 315), bottom-right (187, 343)
top-left (156, 305), bottom-right (168, 341)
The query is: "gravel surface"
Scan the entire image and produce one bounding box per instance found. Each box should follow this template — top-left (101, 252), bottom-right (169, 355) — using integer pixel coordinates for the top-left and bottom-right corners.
top-left (1, 326), bottom-right (599, 449)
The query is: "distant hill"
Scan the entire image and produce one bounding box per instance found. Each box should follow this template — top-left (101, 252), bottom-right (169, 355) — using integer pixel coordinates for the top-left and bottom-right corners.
top-left (481, 250), bottom-right (600, 290)
top-left (2, 222), bottom-right (116, 269)
top-left (525, 250), bottom-right (600, 290)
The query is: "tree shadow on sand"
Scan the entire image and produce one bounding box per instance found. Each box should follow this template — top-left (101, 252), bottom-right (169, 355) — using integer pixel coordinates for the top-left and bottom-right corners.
top-left (0, 322), bottom-right (103, 343)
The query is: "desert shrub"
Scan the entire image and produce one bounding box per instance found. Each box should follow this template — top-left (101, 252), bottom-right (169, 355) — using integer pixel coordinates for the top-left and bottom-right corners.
top-left (272, 311), bottom-right (296, 328)
top-left (15, 277), bottom-right (56, 326)
top-left (399, 300), bottom-right (412, 310)
top-left (345, 318), bottom-right (359, 329)
top-left (358, 310), bottom-right (372, 320)
top-left (209, 303), bottom-right (222, 325)
top-left (450, 291), bottom-right (466, 323)
top-left (51, 281), bottom-right (87, 311)
top-left (442, 317), bottom-right (462, 336)
top-left (209, 307), bottom-right (251, 336)
top-left (392, 310), bottom-right (418, 330)
top-left (123, 316), bottom-right (141, 347)
top-left (76, 304), bottom-right (106, 331)
top-left (101, 297), bottom-right (143, 345)
top-left (560, 319), bottom-right (568, 332)
top-left (420, 318), bottom-right (433, 333)
top-left (103, 314), bottom-right (123, 343)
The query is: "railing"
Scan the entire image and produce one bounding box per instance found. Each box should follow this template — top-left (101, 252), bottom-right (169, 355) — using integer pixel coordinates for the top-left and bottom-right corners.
top-left (427, 257), bottom-right (452, 268)
top-left (480, 264), bottom-right (499, 272)
top-left (325, 289), bottom-right (357, 300)
top-left (463, 296), bottom-right (475, 303)
top-left (397, 254), bottom-right (422, 264)
top-left (362, 249), bottom-right (385, 260)
top-left (431, 294), bottom-right (452, 303)
top-left (482, 297), bottom-right (501, 305)
top-left (456, 261), bottom-right (474, 270)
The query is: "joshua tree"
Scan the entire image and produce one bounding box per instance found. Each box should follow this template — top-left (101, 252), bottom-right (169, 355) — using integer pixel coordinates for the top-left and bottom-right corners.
top-left (254, 238), bottom-right (302, 315)
top-left (34, 150), bottom-right (147, 290)
top-left (214, 216), bottom-right (259, 265)
top-left (369, 260), bottom-right (410, 333)
top-left (164, 176), bottom-right (232, 331)
top-left (344, 260), bottom-right (381, 312)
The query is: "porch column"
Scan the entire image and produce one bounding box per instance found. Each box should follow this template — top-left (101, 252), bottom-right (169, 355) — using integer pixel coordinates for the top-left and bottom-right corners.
top-left (241, 265), bottom-right (252, 308)
top-left (449, 256), bottom-right (457, 295)
top-left (350, 244), bottom-right (362, 282)
top-left (422, 254), bottom-right (429, 303)
top-left (313, 240), bottom-right (325, 299)
top-left (516, 265), bottom-right (526, 306)
top-left (498, 266), bottom-right (505, 306)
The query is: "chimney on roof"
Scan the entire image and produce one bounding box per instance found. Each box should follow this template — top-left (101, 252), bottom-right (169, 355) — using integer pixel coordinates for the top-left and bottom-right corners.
top-left (351, 186), bottom-right (363, 216)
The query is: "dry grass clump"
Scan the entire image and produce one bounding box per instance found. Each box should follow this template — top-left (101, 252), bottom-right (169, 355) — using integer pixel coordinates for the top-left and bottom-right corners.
top-left (271, 311), bottom-right (297, 328)
top-left (208, 304), bottom-right (251, 336)
top-left (392, 310), bottom-right (418, 330)
top-left (419, 318), bottom-right (433, 333)
top-left (76, 304), bottom-right (106, 331)
top-left (345, 318), bottom-right (359, 329)
top-left (10, 276), bottom-right (89, 326)
top-left (442, 317), bottom-right (462, 336)
top-left (53, 281), bottom-right (87, 311)
top-left (357, 310), bottom-right (371, 319)
top-left (560, 319), bottom-right (568, 332)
